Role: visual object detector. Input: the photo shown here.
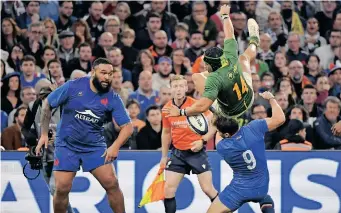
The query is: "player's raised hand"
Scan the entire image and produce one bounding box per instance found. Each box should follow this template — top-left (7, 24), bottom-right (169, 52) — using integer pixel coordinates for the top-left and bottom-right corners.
top-left (191, 140), bottom-right (204, 152)
top-left (35, 134), bottom-right (48, 156)
top-left (220, 4), bottom-right (230, 15)
top-left (102, 144), bottom-right (119, 163)
top-left (162, 105), bottom-right (180, 117)
top-left (259, 91), bottom-right (275, 100)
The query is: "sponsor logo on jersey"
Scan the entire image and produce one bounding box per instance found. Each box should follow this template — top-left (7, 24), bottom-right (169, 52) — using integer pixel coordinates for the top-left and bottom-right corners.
top-left (75, 110), bottom-right (100, 123)
top-left (78, 92), bottom-right (83, 96)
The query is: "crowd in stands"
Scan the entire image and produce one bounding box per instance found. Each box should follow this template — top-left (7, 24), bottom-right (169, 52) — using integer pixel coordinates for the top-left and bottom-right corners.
top-left (1, 0), bottom-right (341, 152)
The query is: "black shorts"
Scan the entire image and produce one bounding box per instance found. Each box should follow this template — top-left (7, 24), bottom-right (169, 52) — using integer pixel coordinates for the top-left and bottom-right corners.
top-left (166, 148), bottom-right (211, 175)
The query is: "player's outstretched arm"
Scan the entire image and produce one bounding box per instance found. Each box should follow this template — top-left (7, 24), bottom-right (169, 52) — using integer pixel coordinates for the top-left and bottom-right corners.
top-left (260, 92), bottom-right (286, 131)
top-left (185, 97), bottom-right (213, 116)
top-left (221, 5), bottom-right (234, 40)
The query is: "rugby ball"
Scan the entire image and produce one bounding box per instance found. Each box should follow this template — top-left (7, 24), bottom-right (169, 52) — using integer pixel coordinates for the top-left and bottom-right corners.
top-left (187, 114), bottom-right (209, 135)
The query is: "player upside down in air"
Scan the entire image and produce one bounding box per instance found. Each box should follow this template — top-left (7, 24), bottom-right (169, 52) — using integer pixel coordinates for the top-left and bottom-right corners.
top-left (163, 5), bottom-right (259, 118)
top-left (207, 91), bottom-right (285, 213)
top-left (161, 75), bottom-right (218, 213)
top-left (35, 58), bottom-right (133, 213)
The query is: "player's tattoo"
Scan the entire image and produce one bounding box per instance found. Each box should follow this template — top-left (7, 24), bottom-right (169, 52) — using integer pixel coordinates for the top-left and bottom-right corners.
top-left (41, 99), bottom-right (52, 136)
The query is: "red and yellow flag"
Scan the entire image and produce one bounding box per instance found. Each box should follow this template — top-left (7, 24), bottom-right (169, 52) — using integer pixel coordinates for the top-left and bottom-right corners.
top-left (138, 167), bottom-right (165, 207)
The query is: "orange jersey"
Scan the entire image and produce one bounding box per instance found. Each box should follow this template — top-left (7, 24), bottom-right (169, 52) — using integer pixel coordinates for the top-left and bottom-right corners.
top-left (162, 97), bottom-right (212, 150)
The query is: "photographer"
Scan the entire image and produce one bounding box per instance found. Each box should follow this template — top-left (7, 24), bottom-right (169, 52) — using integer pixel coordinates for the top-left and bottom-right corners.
top-left (22, 83), bottom-right (74, 213)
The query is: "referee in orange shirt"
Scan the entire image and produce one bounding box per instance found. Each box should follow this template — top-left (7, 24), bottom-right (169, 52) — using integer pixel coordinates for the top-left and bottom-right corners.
top-left (160, 75), bottom-right (218, 213)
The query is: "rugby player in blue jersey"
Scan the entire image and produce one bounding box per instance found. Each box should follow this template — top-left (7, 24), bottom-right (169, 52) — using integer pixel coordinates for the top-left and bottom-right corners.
top-left (207, 91), bottom-right (285, 213)
top-left (35, 58), bottom-right (133, 213)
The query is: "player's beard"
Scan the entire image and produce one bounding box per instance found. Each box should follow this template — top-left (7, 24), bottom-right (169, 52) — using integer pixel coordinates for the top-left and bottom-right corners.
top-left (92, 75), bottom-right (111, 93)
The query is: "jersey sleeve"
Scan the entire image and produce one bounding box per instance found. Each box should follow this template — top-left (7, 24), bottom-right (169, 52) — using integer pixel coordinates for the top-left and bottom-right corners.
top-left (202, 75), bottom-right (221, 101)
top-left (111, 93), bottom-right (131, 126)
top-left (223, 38), bottom-right (238, 64)
top-left (47, 81), bottom-right (71, 108)
top-left (248, 119), bottom-right (269, 137)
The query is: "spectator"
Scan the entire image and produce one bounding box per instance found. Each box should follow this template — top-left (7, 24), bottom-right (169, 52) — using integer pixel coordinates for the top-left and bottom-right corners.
top-left (315, 1), bottom-right (338, 38)
top-left (57, 30), bottom-right (78, 63)
top-left (133, 12), bottom-right (162, 50)
top-left (42, 18), bottom-right (59, 48)
top-left (240, 1), bottom-right (257, 20)
top-left (1, 60), bottom-right (7, 81)
top-left (1, 106), bottom-right (27, 150)
top-left (332, 10), bottom-right (341, 31)
top-left (134, 0), bottom-right (178, 42)
top-left (184, 1), bottom-right (218, 49)
top-left (111, 68), bottom-right (129, 106)
top-left (1, 111), bottom-right (8, 133)
top-left (136, 105), bottom-right (162, 150)
top-left (1, 17), bottom-right (23, 52)
top-left (275, 77), bottom-right (297, 102)
top-left (216, 31), bottom-right (225, 48)
top-left (20, 55), bottom-right (45, 88)
top-left (328, 66), bottom-right (341, 97)
top-left (41, 46), bottom-right (58, 75)
top-left (255, 0), bottom-right (281, 33)
top-left (55, 1), bottom-right (76, 33)
top-left (250, 104), bottom-right (268, 120)
top-left (157, 86), bottom-right (172, 108)
top-left (301, 85), bottom-right (322, 123)
top-left (20, 22), bottom-right (44, 67)
top-left (274, 91), bottom-right (290, 113)
top-left (170, 0), bottom-right (191, 22)
top-left (70, 69), bottom-right (87, 80)
top-left (7, 44), bottom-right (25, 72)
top-left (185, 31), bottom-right (205, 64)
top-left (114, 2), bottom-right (133, 32)
top-left (315, 74), bottom-right (330, 105)
top-left (152, 56), bottom-right (172, 92)
top-left (275, 119), bottom-right (312, 151)
top-left (231, 11), bottom-right (248, 54)
top-left (288, 60), bottom-right (312, 97)
top-left (270, 51), bottom-right (289, 81)
top-left (7, 86), bottom-right (36, 126)
top-left (1, 1), bottom-right (25, 20)
top-left (126, 99), bottom-right (146, 132)
top-left (93, 32), bottom-right (114, 59)
top-left (129, 71), bottom-right (159, 120)
top-left (120, 29), bottom-right (138, 71)
top-left (47, 59), bottom-right (65, 86)
top-left (314, 29), bottom-right (341, 69)
top-left (303, 17), bottom-right (327, 54)
top-left (257, 33), bottom-right (274, 67)
top-left (71, 19), bottom-right (93, 48)
top-left (1, 73), bottom-right (22, 115)
top-left (314, 97), bottom-right (341, 150)
top-left (107, 47), bottom-right (132, 83)
top-left (66, 43), bottom-right (92, 78)
top-left (171, 22), bottom-right (190, 49)
top-left (104, 15), bottom-right (123, 47)
top-left (171, 48), bottom-right (192, 75)
top-left (148, 30), bottom-right (173, 63)
top-left (85, 1), bottom-right (105, 43)
top-left (305, 54), bottom-right (322, 85)
top-left (259, 72), bottom-right (275, 92)
top-left (281, 1), bottom-right (305, 35)
top-left (16, 1), bottom-right (41, 31)
top-left (266, 11), bottom-right (288, 52)
top-left (131, 50), bottom-right (155, 90)
top-left (286, 32), bottom-right (308, 64)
